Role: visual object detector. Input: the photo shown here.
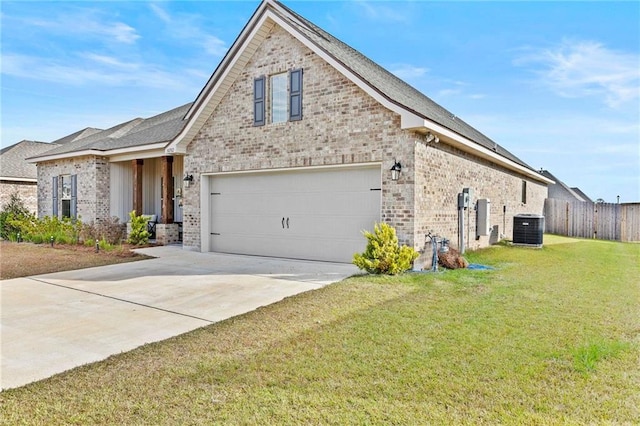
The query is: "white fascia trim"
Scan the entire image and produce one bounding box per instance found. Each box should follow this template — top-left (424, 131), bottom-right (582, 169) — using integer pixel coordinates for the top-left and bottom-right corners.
top-left (269, 10), bottom-right (553, 186)
top-left (0, 176), bottom-right (37, 183)
top-left (27, 150), bottom-right (102, 163)
top-left (166, 7), bottom-right (272, 155)
top-left (27, 143), bottom-right (169, 164)
top-left (409, 118), bottom-right (554, 184)
top-left (107, 145), bottom-right (169, 162)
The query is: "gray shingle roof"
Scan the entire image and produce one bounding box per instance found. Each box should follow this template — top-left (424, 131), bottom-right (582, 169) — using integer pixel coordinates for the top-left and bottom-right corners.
top-left (51, 127), bottom-right (103, 145)
top-left (275, 0), bottom-right (533, 170)
top-left (540, 170), bottom-right (587, 202)
top-left (32, 103), bottom-right (192, 159)
top-left (1, 140), bottom-right (56, 179)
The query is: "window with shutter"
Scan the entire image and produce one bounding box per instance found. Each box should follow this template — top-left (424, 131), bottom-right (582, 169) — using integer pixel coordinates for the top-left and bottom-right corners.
top-left (253, 76), bottom-right (266, 126)
top-left (61, 175), bottom-right (72, 218)
top-left (270, 73), bottom-right (287, 124)
top-left (52, 176), bottom-right (58, 218)
top-left (289, 68), bottom-right (303, 121)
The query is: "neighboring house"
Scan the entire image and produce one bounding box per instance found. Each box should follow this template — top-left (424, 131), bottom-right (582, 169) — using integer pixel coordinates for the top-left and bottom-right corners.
top-left (0, 140), bottom-right (57, 213)
top-left (28, 104), bottom-right (191, 244)
top-left (570, 187), bottom-right (593, 203)
top-left (30, 0), bottom-right (552, 261)
top-left (540, 170), bottom-right (591, 202)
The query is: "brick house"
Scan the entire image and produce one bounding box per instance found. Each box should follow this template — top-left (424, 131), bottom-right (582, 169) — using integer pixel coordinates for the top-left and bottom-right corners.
top-left (1, 140), bottom-right (57, 214)
top-left (30, 0), bottom-right (551, 261)
top-left (29, 105), bottom-right (191, 244)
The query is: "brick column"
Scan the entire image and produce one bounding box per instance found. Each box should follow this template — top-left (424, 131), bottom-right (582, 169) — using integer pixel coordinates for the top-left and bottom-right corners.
top-left (161, 156), bottom-right (174, 224)
top-left (133, 159), bottom-right (143, 216)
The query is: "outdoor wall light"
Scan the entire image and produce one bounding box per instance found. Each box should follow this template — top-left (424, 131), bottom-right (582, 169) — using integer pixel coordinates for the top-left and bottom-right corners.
top-left (390, 161), bottom-right (402, 181)
top-left (183, 174), bottom-right (194, 187)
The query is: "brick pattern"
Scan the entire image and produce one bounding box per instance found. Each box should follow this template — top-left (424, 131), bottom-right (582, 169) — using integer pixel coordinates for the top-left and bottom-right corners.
top-left (37, 155), bottom-right (110, 222)
top-left (155, 223), bottom-right (180, 245)
top-left (0, 181), bottom-right (38, 214)
top-left (414, 141), bottom-right (547, 252)
top-left (183, 24), bottom-right (547, 252)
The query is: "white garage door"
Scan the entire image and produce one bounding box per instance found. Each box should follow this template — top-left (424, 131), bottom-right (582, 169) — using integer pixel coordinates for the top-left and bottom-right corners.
top-left (208, 165), bottom-right (381, 262)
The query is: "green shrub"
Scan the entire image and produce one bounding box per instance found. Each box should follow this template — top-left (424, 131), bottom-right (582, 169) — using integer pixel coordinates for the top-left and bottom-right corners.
top-left (353, 223), bottom-right (419, 275)
top-left (98, 237), bottom-right (114, 251)
top-left (25, 216), bottom-right (80, 244)
top-left (127, 211), bottom-right (150, 245)
top-left (0, 192), bottom-right (33, 240)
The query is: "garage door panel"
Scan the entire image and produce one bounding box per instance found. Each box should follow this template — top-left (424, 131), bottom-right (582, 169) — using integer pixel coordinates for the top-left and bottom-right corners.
top-left (208, 166), bottom-right (380, 263)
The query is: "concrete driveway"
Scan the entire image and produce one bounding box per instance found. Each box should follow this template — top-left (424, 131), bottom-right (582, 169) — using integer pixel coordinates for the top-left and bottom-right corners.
top-left (1, 246), bottom-right (358, 390)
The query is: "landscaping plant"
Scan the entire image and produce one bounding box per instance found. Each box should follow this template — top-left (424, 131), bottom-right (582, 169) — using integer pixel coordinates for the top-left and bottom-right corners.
top-left (0, 192), bottom-right (33, 240)
top-left (353, 222), bottom-right (419, 274)
top-left (127, 210), bottom-right (150, 245)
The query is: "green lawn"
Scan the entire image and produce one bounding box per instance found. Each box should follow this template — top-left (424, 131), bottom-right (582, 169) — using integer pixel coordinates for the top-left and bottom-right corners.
top-left (1, 235), bottom-right (639, 424)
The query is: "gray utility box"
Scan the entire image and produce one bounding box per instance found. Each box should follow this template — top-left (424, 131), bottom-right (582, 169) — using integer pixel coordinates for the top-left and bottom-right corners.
top-left (477, 199), bottom-right (491, 236)
top-left (513, 214), bottom-right (544, 246)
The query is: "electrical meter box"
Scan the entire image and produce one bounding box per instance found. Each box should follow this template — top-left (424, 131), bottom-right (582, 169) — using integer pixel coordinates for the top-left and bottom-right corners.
top-left (477, 198), bottom-right (491, 236)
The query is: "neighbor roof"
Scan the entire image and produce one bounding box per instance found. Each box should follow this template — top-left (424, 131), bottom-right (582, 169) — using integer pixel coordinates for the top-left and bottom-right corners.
top-left (570, 187), bottom-right (593, 203)
top-left (540, 170), bottom-right (587, 202)
top-left (1, 140), bottom-right (55, 180)
top-left (51, 127), bottom-right (103, 145)
top-left (29, 103), bottom-right (193, 161)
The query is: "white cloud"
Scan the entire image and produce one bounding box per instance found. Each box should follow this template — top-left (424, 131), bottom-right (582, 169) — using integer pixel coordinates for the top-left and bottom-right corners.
top-left (148, 3), bottom-right (227, 58)
top-left (353, 0), bottom-right (412, 23)
top-left (515, 39), bottom-right (640, 108)
top-left (81, 53), bottom-right (139, 70)
top-left (389, 64), bottom-right (429, 80)
top-left (2, 53), bottom-right (189, 90)
top-left (149, 3), bottom-right (171, 24)
top-left (11, 9), bottom-right (139, 44)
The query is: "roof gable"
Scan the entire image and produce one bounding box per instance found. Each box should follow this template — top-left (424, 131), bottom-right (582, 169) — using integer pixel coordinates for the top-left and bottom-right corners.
top-left (165, 0), bottom-right (550, 184)
top-left (0, 140), bottom-right (55, 179)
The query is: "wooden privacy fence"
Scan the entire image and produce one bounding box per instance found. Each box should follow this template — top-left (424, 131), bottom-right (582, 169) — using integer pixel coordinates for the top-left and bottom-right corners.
top-left (544, 199), bottom-right (640, 242)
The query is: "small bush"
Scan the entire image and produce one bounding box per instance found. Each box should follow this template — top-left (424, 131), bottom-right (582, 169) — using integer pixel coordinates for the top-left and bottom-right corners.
top-left (353, 223), bottom-right (419, 275)
top-left (127, 210), bottom-right (150, 245)
top-left (0, 192), bottom-right (33, 240)
top-left (81, 217), bottom-right (125, 245)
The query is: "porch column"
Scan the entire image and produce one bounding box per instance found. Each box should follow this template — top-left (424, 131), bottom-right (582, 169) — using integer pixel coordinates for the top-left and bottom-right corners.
top-left (132, 159), bottom-right (143, 216)
top-left (161, 156), bottom-right (174, 224)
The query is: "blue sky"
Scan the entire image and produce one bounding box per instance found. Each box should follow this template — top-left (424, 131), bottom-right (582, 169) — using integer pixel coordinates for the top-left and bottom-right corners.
top-left (1, 1), bottom-right (639, 202)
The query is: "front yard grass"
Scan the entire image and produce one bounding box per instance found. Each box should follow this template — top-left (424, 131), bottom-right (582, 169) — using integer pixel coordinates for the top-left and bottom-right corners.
top-left (0, 241), bottom-right (151, 280)
top-left (1, 235), bottom-right (638, 424)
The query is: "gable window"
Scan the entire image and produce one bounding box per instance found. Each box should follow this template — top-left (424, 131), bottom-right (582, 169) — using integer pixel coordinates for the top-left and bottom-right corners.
top-left (270, 73), bottom-right (287, 123)
top-left (253, 68), bottom-right (303, 126)
top-left (521, 180), bottom-right (527, 204)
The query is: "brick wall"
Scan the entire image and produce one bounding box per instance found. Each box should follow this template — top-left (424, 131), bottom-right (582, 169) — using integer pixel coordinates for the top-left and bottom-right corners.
top-left (182, 24), bottom-right (548, 252)
top-left (413, 140), bottom-right (547, 252)
top-left (37, 155), bottom-right (111, 222)
top-left (183, 25), bottom-right (402, 250)
top-left (0, 181), bottom-right (38, 214)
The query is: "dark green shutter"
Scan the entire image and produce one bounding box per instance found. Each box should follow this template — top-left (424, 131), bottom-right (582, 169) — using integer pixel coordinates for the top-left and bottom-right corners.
top-left (70, 174), bottom-right (77, 219)
top-left (289, 68), bottom-right (303, 121)
top-left (52, 176), bottom-right (58, 218)
top-left (253, 76), bottom-right (265, 126)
